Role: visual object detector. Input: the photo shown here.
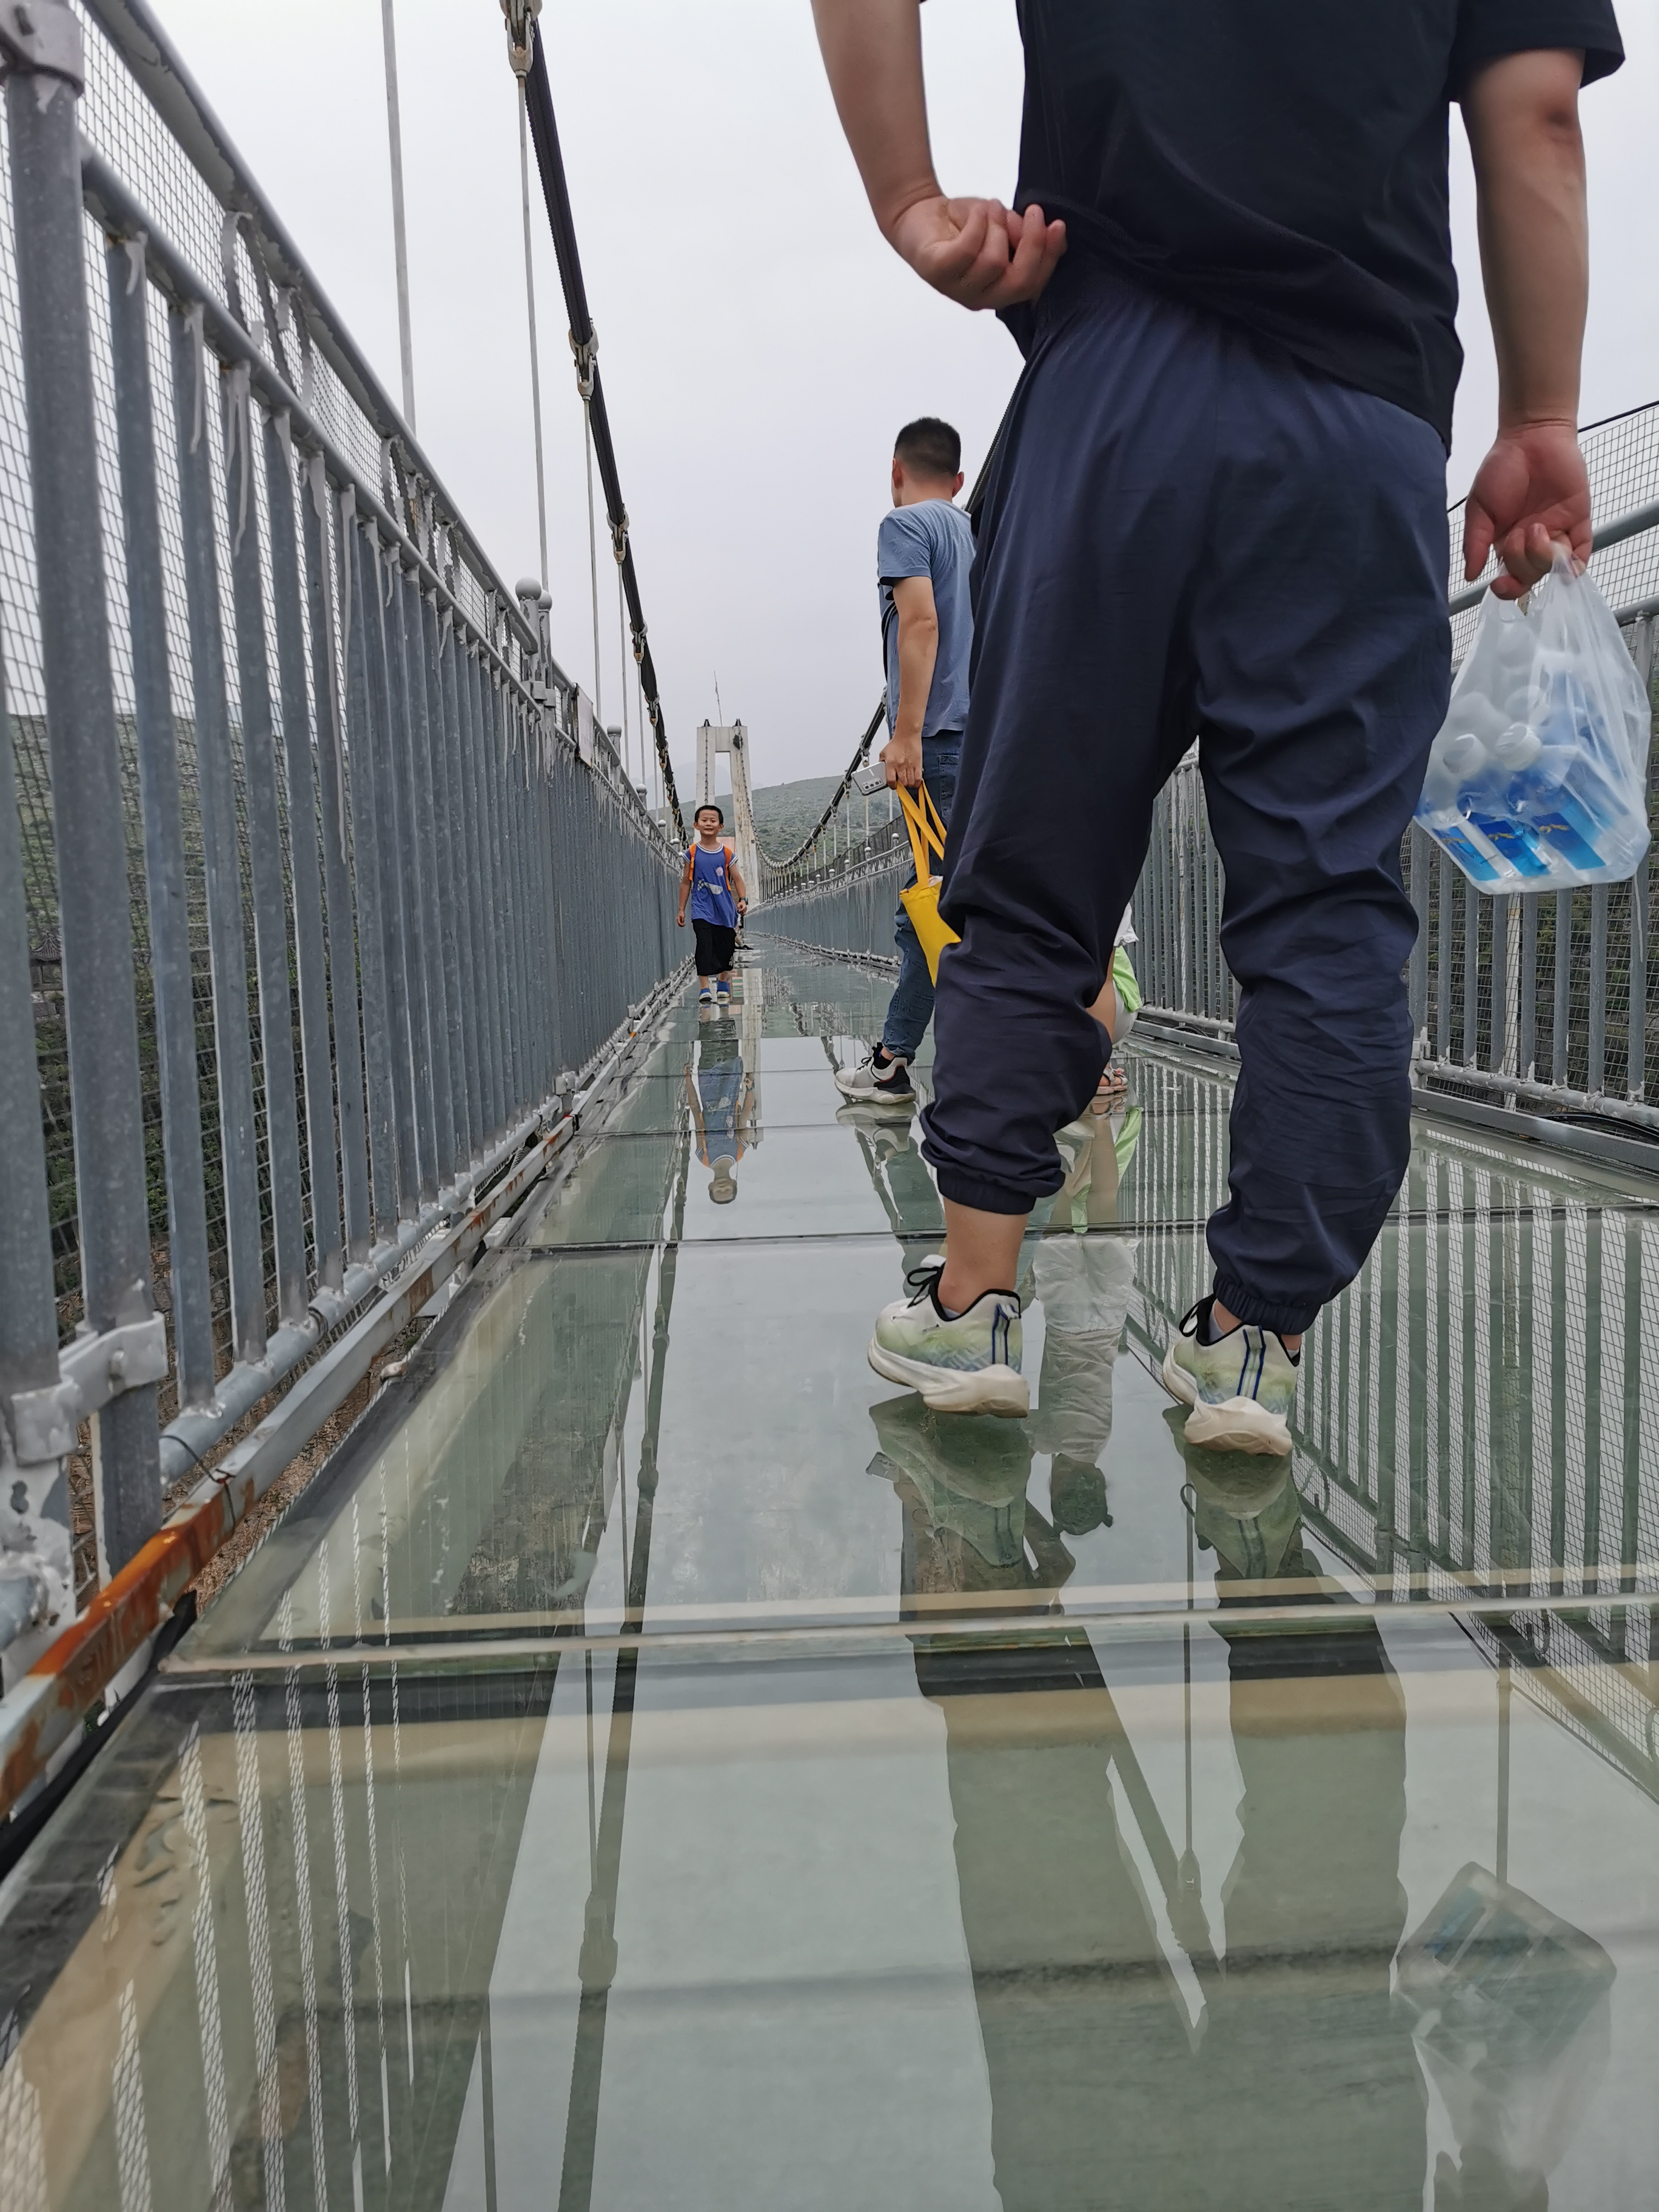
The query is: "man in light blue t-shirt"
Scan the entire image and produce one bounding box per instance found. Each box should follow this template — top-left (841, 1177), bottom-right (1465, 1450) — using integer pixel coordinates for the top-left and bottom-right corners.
top-left (836, 416), bottom-right (975, 1110)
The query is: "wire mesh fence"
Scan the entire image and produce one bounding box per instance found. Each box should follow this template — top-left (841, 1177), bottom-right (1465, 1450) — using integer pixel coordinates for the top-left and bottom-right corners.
top-left (0, 1), bottom-right (680, 1684)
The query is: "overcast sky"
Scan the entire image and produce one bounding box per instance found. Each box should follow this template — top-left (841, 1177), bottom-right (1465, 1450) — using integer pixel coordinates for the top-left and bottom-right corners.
top-left (152, 0), bottom-right (1659, 788)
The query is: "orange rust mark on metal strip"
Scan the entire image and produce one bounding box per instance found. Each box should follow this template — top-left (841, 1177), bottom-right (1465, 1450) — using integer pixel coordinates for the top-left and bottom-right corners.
top-left (0, 1486), bottom-right (238, 1818)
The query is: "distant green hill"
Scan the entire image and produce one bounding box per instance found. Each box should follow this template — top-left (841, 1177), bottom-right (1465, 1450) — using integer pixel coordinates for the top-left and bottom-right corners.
top-left (748, 775), bottom-right (845, 857)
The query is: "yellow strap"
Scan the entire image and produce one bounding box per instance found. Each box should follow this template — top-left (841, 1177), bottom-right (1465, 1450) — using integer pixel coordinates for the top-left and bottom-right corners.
top-left (896, 781), bottom-right (947, 878)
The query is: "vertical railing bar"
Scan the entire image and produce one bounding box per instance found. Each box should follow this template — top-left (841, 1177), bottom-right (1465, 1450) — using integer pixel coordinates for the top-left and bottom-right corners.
top-left (305, 463), bottom-right (370, 1264)
top-left (380, 554), bottom-right (437, 1205)
top-left (423, 597), bottom-right (470, 1172)
top-left (1490, 893), bottom-right (1509, 1079)
top-left (1407, 826), bottom-right (1429, 1053)
top-left (10, 59), bottom-right (161, 1570)
top-left (461, 646), bottom-right (504, 1143)
top-left (398, 567), bottom-right (452, 1187)
top-left (263, 415), bottom-right (342, 1292)
top-left (1435, 849), bottom-right (1452, 1059)
top-left (1520, 891), bottom-right (1538, 1083)
top-left (360, 529), bottom-right (421, 1217)
top-left (339, 503), bottom-right (398, 1242)
top-left (438, 616), bottom-right (484, 1160)
top-left (222, 375), bottom-right (307, 1326)
top-left (169, 306), bottom-right (266, 1366)
top-left (1588, 882), bottom-right (1608, 1096)
top-left (1552, 888), bottom-right (1570, 1087)
top-left (0, 635), bottom-right (73, 1618)
top-left (104, 238), bottom-right (214, 1405)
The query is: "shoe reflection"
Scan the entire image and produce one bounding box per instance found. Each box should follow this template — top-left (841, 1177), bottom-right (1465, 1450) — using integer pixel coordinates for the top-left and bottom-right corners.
top-left (867, 1395), bottom-right (1077, 1608)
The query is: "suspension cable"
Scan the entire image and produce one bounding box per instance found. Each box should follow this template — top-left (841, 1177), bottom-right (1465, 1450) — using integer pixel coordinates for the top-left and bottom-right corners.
top-left (503, 0), bottom-right (686, 843)
top-left (754, 697), bottom-right (886, 879)
top-left (515, 83), bottom-right (549, 588)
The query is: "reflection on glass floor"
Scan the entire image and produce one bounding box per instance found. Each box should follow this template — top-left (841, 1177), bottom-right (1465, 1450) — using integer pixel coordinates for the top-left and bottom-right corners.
top-left (4, 950), bottom-right (1659, 2209)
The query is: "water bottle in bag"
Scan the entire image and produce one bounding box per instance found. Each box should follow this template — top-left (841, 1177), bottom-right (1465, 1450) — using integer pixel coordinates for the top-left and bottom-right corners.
top-left (1415, 550), bottom-right (1651, 891)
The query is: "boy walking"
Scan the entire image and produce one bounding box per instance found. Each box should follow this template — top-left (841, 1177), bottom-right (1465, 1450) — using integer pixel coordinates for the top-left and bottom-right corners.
top-left (677, 803), bottom-right (748, 1005)
top-left (836, 417), bottom-right (974, 1108)
top-left (815, 0), bottom-right (1620, 1436)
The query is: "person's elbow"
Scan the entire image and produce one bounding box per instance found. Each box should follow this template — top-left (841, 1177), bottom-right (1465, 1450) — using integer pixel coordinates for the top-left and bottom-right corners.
top-left (897, 607), bottom-right (939, 651)
top-left (1465, 49), bottom-right (1586, 167)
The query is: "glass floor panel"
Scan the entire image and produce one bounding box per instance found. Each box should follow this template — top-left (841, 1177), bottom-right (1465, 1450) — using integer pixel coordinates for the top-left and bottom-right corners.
top-left (5, 947), bottom-right (1659, 2210)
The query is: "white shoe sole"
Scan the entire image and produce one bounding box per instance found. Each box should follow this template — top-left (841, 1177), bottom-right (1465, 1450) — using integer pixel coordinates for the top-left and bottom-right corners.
top-left (834, 1073), bottom-right (914, 1110)
top-left (1159, 1341), bottom-right (1292, 1456)
top-left (868, 1339), bottom-right (1029, 1416)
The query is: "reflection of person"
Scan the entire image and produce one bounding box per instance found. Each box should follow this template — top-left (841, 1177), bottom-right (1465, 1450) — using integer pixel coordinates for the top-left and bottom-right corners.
top-left (836, 418), bottom-right (973, 1110)
top-left (868, 1393), bottom-right (1078, 1610)
top-left (1028, 1108), bottom-right (1141, 1531)
top-left (820, 1), bottom-right (1623, 1447)
top-left (907, 1441), bottom-right (1424, 2212)
top-left (685, 1014), bottom-right (754, 1204)
top-left (676, 802), bottom-right (748, 1006)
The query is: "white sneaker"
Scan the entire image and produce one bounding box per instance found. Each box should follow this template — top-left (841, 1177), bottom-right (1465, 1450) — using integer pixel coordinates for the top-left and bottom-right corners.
top-left (1160, 1296), bottom-right (1298, 1456)
top-left (835, 1050), bottom-right (914, 1108)
top-left (868, 1261), bottom-right (1027, 1416)
top-left (717, 984), bottom-right (731, 1004)
top-left (698, 985), bottom-right (714, 1005)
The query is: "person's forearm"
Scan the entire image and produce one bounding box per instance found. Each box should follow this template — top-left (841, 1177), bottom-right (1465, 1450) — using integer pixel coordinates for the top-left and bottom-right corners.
top-left (811, 0), bottom-right (937, 240)
top-left (893, 611), bottom-right (939, 745)
top-left (1466, 51), bottom-right (1587, 429)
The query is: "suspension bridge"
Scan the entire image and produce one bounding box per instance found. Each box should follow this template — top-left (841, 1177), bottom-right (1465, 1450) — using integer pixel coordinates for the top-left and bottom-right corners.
top-left (2, 2), bottom-right (1659, 2207)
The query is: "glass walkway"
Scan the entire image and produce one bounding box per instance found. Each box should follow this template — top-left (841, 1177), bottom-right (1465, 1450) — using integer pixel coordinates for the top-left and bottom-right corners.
top-left (4, 947), bottom-right (1659, 2210)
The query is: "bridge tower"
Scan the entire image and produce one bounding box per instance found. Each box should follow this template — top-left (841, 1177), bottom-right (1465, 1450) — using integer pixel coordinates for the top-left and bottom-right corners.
top-left (695, 719), bottom-right (762, 910)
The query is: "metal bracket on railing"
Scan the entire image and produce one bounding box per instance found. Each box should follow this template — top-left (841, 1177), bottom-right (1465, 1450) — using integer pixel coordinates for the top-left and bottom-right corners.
top-left (6, 1314), bottom-right (169, 1465)
top-left (0, 0), bottom-right (84, 92)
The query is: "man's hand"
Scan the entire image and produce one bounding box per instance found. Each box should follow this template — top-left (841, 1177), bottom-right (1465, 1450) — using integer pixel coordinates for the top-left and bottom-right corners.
top-left (676, 911), bottom-right (685, 928)
top-left (890, 194), bottom-right (1066, 311)
top-left (1464, 420), bottom-right (1591, 596)
top-left (811, 1), bottom-right (1065, 312)
top-left (882, 729), bottom-right (923, 788)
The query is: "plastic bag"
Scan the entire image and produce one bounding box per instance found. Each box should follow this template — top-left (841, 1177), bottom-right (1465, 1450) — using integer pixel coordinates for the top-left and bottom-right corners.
top-left (1415, 551), bottom-right (1651, 892)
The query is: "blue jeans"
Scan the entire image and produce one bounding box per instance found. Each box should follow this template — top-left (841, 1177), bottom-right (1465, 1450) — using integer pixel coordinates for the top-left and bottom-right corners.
top-left (882, 732), bottom-right (960, 1059)
top-left (919, 261), bottom-right (1448, 1334)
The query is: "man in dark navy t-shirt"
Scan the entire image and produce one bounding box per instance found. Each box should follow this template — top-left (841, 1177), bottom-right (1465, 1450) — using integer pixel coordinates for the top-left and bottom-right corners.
top-left (814, 0), bottom-right (1621, 1437)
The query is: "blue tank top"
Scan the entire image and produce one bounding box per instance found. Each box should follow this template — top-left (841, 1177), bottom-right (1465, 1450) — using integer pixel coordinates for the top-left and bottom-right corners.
top-left (688, 840), bottom-right (737, 926)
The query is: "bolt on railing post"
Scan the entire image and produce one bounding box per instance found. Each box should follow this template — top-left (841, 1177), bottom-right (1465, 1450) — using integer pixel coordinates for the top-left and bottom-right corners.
top-left (7, 11), bottom-right (161, 1572)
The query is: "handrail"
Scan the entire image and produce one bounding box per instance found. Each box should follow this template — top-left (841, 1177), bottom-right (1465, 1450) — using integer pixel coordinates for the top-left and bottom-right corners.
top-left (82, 0), bottom-right (546, 669)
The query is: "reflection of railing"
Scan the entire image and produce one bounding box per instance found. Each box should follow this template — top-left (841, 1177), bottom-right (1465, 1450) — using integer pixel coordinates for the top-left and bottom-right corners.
top-left (1125, 1045), bottom-right (1659, 1800)
top-left (0, 2), bottom-right (681, 1761)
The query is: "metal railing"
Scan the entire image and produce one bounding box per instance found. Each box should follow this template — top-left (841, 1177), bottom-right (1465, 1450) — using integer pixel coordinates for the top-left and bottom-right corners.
top-left (1127, 1044), bottom-right (1659, 1805)
top-left (0, 0), bottom-right (680, 1773)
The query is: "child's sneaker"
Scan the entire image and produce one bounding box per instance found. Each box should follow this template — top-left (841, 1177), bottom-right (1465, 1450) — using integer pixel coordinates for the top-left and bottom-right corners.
top-left (716, 984), bottom-right (731, 1004)
top-left (869, 1261), bottom-right (1027, 1416)
top-left (1160, 1296), bottom-right (1298, 1456)
top-left (698, 984), bottom-right (714, 1005)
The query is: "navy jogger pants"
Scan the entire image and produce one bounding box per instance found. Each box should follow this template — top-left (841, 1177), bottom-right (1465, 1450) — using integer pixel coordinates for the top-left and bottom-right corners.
top-left (919, 263), bottom-right (1450, 1335)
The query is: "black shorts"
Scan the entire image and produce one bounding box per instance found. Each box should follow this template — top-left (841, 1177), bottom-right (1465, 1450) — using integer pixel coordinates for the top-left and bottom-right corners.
top-left (692, 919), bottom-right (737, 976)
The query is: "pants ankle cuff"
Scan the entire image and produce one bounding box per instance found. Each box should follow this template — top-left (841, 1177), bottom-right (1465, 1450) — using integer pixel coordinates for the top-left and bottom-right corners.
top-left (1212, 1275), bottom-right (1315, 1338)
top-left (934, 1166), bottom-right (1046, 1218)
